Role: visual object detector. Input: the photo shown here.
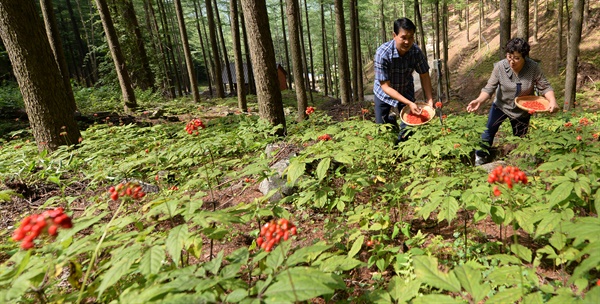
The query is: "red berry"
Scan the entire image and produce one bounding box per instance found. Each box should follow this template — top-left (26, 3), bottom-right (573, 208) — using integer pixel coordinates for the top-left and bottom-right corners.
top-left (366, 240), bottom-right (373, 247)
top-left (12, 228), bottom-right (25, 241)
top-left (283, 231), bottom-right (290, 241)
top-left (21, 241), bottom-right (34, 250)
top-left (257, 237), bottom-right (264, 246)
top-left (110, 192), bottom-right (119, 201)
top-left (48, 225), bottom-right (58, 236)
top-left (290, 226), bottom-right (297, 235)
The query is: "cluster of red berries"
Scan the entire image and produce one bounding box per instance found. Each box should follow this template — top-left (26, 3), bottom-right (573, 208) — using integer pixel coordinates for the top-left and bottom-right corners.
top-left (579, 117), bottom-right (590, 126)
top-left (305, 106), bottom-right (315, 115)
top-left (185, 119), bottom-right (205, 135)
top-left (488, 165), bottom-right (528, 196)
top-left (564, 122), bottom-right (573, 127)
top-left (318, 134), bottom-right (332, 141)
top-left (12, 208), bottom-right (73, 250)
top-left (108, 182), bottom-right (146, 201)
top-left (257, 218), bottom-right (298, 252)
top-left (361, 108), bottom-right (369, 114)
top-left (435, 101), bottom-right (443, 109)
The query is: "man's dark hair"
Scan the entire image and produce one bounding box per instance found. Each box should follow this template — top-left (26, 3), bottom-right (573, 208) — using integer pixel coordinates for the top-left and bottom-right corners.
top-left (505, 38), bottom-right (530, 57)
top-left (393, 18), bottom-right (416, 35)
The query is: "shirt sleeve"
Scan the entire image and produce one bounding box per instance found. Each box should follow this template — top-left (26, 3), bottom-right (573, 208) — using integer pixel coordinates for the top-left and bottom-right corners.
top-left (533, 65), bottom-right (553, 95)
top-left (374, 46), bottom-right (390, 82)
top-left (481, 62), bottom-right (501, 95)
top-left (413, 46), bottom-right (430, 74)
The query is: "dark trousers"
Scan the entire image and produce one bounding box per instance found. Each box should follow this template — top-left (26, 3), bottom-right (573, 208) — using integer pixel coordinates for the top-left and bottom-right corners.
top-left (374, 95), bottom-right (411, 143)
top-left (476, 103), bottom-right (531, 157)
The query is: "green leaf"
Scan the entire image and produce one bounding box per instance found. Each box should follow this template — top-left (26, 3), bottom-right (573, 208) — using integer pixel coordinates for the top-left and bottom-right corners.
top-left (510, 244), bottom-right (533, 263)
top-left (549, 182), bottom-right (573, 206)
top-left (348, 235), bottom-right (364, 258)
top-left (411, 294), bottom-right (465, 304)
top-left (534, 212), bottom-right (561, 238)
top-left (0, 190), bottom-right (18, 202)
top-left (388, 276), bottom-right (420, 303)
top-left (263, 269), bottom-right (334, 302)
top-left (285, 241), bottom-right (331, 266)
top-left (582, 286), bottom-right (600, 304)
top-left (139, 245), bottom-right (165, 276)
top-left (486, 287), bottom-right (523, 304)
top-left (224, 289), bottom-right (248, 303)
top-left (549, 232), bottom-right (567, 251)
top-left (315, 157), bottom-right (331, 182)
top-left (266, 241), bottom-right (291, 269)
top-left (594, 189), bottom-right (600, 214)
top-left (318, 255), bottom-right (364, 272)
top-left (166, 224), bottom-right (189, 266)
top-left (97, 253), bottom-right (136, 299)
top-left (438, 197), bottom-right (459, 223)
top-left (453, 264), bottom-right (489, 303)
top-left (412, 255), bottom-right (461, 293)
top-left (522, 291), bottom-right (544, 304)
top-left (286, 160), bottom-right (305, 185)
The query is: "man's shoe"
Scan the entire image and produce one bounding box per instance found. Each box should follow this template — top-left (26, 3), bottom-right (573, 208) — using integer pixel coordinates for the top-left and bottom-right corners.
top-left (474, 155), bottom-right (486, 166)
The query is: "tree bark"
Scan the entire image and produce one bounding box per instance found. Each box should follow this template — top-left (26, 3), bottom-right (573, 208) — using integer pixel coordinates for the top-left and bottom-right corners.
top-left (205, 0), bottom-right (226, 97)
top-left (213, 0), bottom-right (234, 94)
top-left (349, 0), bottom-right (358, 102)
top-left (157, 0), bottom-right (183, 97)
top-left (354, 2), bottom-right (364, 102)
top-left (334, 0), bottom-right (351, 104)
top-left (302, 0), bottom-right (316, 92)
top-left (173, 0), bottom-right (200, 102)
top-left (563, 0), bottom-right (584, 111)
top-left (380, 0), bottom-right (385, 45)
top-left (193, 0), bottom-right (213, 97)
top-left (65, 0), bottom-right (93, 86)
top-left (280, 0), bottom-right (292, 90)
top-left (0, 0), bottom-right (81, 151)
top-left (240, 0), bottom-right (286, 135)
top-left (39, 0), bottom-right (77, 114)
top-left (146, 0), bottom-right (175, 98)
top-left (499, 0), bottom-right (511, 59)
top-left (466, 0), bottom-right (470, 42)
top-left (230, 0), bottom-right (247, 111)
top-left (533, 0), bottom-right (538, 43)
top-left (94, 0), bottom-right (137, 111)
top-left (558, 0), bottom-right (563, 64)
top-left (415, 0), bottom-right (427, 59)
top-left (320, 1), bottom-right (328, 96)
top-left (286, 0), bottom-right (308, 121)
top-left (516, 0), bottom-right (529, 41)
top-left (240, 7), bottom-right (255, 95)
top-left (121, 0), bottom-right (154, 91)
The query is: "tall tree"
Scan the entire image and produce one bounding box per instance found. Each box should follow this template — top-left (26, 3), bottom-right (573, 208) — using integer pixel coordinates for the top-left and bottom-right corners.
top-left (65, 0), bottom-right (94, 86)
top-left (320, 0), bottom-right (328, 96)
top-left (94, 0), bottom-right (137, 112)
top-left (415, 0), bottom-right (427, 59)
top-left (240, 0), bottom-right (286, 135)
top-left (349, 0), bottom-right (358, 102)
top-left (516, 0), bottom-right (529, 41)
top-left (213, 0), bottom-right (234, 93)
top-left (442, 0), bottom-right (450, 101)
top-left (499, 0), bottom-right (511, 59)
top-left (205, 0), bottom-right (225, 97)
top-left (286, 0), bottom-right (308, 121)
top-left (192, 0), bottom-right (213, 96)
top-left (532, 0), bottom-right (538, 43)
top-left (563, 0), bottom-right (584, 111)
top-left (120, 0), bottom-right (155, 91)
top-left (240, 6), bottom-right (256, 95)
top-left (280, 0), bottom-right (292, 89)
top-left (380, 0), bottom-right (385, 44)
top-left (230, 0), bottom-right (247, 111)
top-left (334, 0), bottom-right (350, 104)
top-left (354, 2), bottom-right (363, 102)
top-left (157, 0), bottom-right (183, 96)
top-left (466, 0), bottom-right (470, 42)
top-left (146, 0), bottom-right (175, 97)
top-left (0, 0), bottom-right (82, 151)
top-left (39, 0), bottom-right (77, 114)
top-left (557, 0), bottom-right (563, 66)
top-left (173, 0), bottom-right (200, 102)
top-left (302, 0), bottom-right (316, 92)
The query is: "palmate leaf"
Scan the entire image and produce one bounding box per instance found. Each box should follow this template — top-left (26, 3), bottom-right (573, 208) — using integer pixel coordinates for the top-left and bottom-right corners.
top-left (486, 287), bottom-right (524, 304)
top-left (315, 157), bottom-right (331, 182)
top-left (388, 276), bottom-right (420, 303)
top-left (510, 244), bottom-right (533, 263)
top-left (97, 253), bottom-right (137, 299)
top-left (534, 212), bottom-right (561, 238)
top-left (166, 224), bottom-right (189, 266)
top-left (453, 264), bottom-right (489, 303)
top-left (139, 245), bottom-right (165, 276)
top-left (549, 182), bottom-right (573, 207)
top-left (263, 267), bottom-right (338, 303)
top-left (412, 255), bottom-right (461, 293)
top-left (438, 196), bottom-right (459, 223)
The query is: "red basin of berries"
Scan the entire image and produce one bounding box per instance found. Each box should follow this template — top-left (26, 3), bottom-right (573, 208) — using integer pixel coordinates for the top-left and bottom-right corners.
top-left (257, 218), bottom-right (298, 252)
top-left (515, 96), bottom-right (549, 112)
top-left (404, 111), bottom-right (431, 125)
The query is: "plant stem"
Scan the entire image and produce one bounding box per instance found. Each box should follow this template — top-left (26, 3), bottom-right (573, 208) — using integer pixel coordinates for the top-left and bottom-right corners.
top-left (76, 199), bottom-right (126, 304)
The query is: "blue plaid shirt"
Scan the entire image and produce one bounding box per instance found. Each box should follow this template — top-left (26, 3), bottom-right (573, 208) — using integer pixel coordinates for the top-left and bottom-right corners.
top-left (373, 40), bottom-right (429, 107)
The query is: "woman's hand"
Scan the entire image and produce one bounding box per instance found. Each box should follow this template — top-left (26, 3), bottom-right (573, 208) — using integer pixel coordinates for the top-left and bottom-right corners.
top-left (466, 100), bottom-right (482, 112)
top-left (547, 100), bottom-right (559, 113)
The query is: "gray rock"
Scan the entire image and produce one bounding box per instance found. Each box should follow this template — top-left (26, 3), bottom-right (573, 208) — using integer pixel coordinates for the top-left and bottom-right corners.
top-left (150, 108), bottom-right (164, 119)
top-left (479, 160), bottom-right (507, 173)
top-left (121, 178), bottom-right (160, 193)
top-left (259, 158), bottom-right (293, 202)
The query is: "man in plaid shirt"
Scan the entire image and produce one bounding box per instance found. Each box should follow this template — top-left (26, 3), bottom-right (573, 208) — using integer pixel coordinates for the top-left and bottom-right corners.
top-left (373, 17), bottom-right (434, 143)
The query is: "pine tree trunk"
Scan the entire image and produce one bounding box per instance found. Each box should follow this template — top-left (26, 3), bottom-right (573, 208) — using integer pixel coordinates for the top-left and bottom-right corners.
top-left (0, 0), bottom-right (82, 152)
top-left (193, 0), bottom-right (213, 97)
top-left (442, 0), bottom-right (450, 101)
top-left (331, 4), bottom-right (338, 98)
top-left (350, 0), bottom-right (358, 103)
top-left (303, 0), bottom-right (316, 92)
top-left (147, 0), bottom-right (175, 98)
top-left (434, 1), bottom-right (440, 60)
top-left (466, 0), bottom-right (470, 42)
top-left (499, 0), bottom-right (511, 58)
top-left (563, 0), bottom-right (584, 111)
top-left (94, 0), bottom-right (137, 111)
top-left (296, 6), bottom-right (312, 104)
top-left (65, 0), bottom-right (93, 86)
top-left (174, 0), bottom-right (200, 102)
top-left (533, 0), bottom-right (538, 43)
top-left (380, 0), bottom-right (385, 44)
top-left (334, 0), bottom-right (351, 105)
top-left (213, 0), bottom-right (234, 94)
top-left (205, 0), bottom-right (226, 97)
top-left (557, 0), bottom-right (563, 63)
top-left (121, 0), bottom-right (154, 91)
top-left (240, 0), bottom-right (286, 135)
top-left (39, 0), bottom-right (77, 114)
top-left (240, 8), bottom-right (256, 95)
top-left (415, 0), bottom-right (427, 59)
top-left (157, 0), bottom-right (183, 97)
top-left (517, 0), bottom-right (529, 41)
top-left (354, 3), bottom-right (364, 102)
top-left (320, 2), bottom-right (328, 96)
top-left (280, 0), bottom-right (292, 90)
top-left (231, 0), bottom-right (247, 111)
top-left (286, 0), bottom-right (308, 121)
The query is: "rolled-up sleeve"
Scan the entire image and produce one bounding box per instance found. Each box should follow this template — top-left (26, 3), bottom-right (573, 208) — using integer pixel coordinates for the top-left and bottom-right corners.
top-left (534, 69), bottom-right (553, 95)
top-left (481, 62), bottom-right (500, 95)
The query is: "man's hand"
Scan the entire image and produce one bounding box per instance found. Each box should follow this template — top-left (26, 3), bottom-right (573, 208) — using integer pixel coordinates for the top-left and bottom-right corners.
top-left (547, 100), bottom-right (559, 113)
top-left (409, 102), bottom-right (422, 114)
top-left (466, 100), bottom-right (482, 112)
top-left (426, 99), bottom-right (434, 108)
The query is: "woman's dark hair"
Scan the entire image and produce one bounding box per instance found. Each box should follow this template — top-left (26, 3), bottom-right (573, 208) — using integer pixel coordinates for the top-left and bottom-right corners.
top-left (393, 18), bottom-right (416, 35)
top-left (505, 38), bottom-right (530, 57)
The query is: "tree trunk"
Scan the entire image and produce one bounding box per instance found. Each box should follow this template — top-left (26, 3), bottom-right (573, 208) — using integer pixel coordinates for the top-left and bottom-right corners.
top-left (296, 6), bottom-right (312, 104)
top-left (354, 2), bottom-right (364, 102)
top-left (478, 0), bottom-right (483, 53)
top-left (205, 0), bottom-right (226, 97)
top-left (39, 0), bottom-right (77, 114)
top-left (349, 0), bottom-right (358, 103)
top-left (302, 0), bottom-right (316, 92)
top-left (320, 1), bottom-right (328, 96)
top-left (65, 0), bottom-right (93, 86)
top-left (240, 0), bottom-right (286, 135)
top-left (563, 0), bottom-right (584, 111)
top-left (334, 0), bottom-right (351, 104)
top-left (121, 0), bottom-right (154, 91)
top-left (466, 0), bottom-right (470, 42)
top-left (94, 0), bottom-right (137, 111)
top-left (147, 0), bottom-right (175, 98)
top-left (433, 1), bottom-right (440, 60)
top-left (173, 0), bottom-right (200, 102)
top-left (331, 4), bottom-right (338, 98)
top-left (286, 0), bottom-right (308, 121)
top-left (442, 0), bottom-right (450, 101)
top-left (231, 0), bottom-right (247, 111)
top-left (193, 0), bottom-right (213, 97)
top-left (499, 0), bottom-right (511, 59)
top-left (558, 0), bottom-right (563, 64)
top-left (533, 0), bottom-right (538, 43)
top-left (415, 0), bottom-right (427, 59)
top-left (157, 0), bottom-right (183, 97)
top-left (280, 0), bottom-right (292, 90)
top-left (0, 0), bottom-right (81, 151)
top-left (516, 0), bottom-right (529, 41)
top-left (213, 0), bottom-right (234, 94)
top-left (380, 0), bottom-right (385, 44)
top-left (240, 7), bottom-right (256, 95)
